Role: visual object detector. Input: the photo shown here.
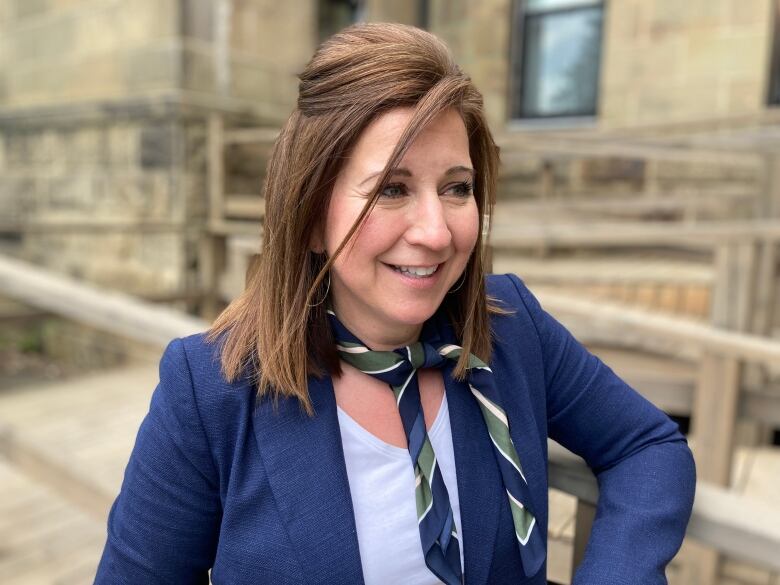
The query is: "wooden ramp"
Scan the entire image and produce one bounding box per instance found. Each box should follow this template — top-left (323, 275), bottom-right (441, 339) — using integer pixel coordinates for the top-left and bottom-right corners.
top-left (1, 359), bottom-right (778, 585)
top-left (0, 364), bottom-right (159, 584)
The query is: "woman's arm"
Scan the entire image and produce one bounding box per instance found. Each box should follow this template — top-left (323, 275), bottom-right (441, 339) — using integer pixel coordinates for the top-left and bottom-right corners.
top-left (508, 274), bottom-right (696, 585)
top-left (95, 338), bottom-right (222, 584)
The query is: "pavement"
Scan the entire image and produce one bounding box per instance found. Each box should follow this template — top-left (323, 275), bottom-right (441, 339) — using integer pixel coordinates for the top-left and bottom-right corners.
top-left (0, 363), bottom-right (777, 585)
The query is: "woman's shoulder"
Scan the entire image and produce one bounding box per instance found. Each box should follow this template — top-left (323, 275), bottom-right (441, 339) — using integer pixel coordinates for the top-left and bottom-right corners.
top-left (485, 273), bottom-right (540, 322)
top-left (155, 332), bottom-right (257, 442)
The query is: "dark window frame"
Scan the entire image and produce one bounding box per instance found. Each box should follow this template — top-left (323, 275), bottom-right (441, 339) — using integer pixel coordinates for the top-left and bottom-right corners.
top-left (317, 0), bottom-right (363, 43)
top-left (768, 0), bottom-right (780, 106)
top-left (508, 0), bottom-right (606, 121)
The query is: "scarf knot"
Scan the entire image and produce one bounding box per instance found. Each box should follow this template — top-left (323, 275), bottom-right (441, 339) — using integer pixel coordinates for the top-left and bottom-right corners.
top-left (327, 309), bottom-right (546, 581)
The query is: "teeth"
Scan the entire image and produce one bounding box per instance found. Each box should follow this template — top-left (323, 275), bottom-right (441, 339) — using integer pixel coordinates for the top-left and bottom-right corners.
top-left (394, 265), bottom-right (438, 277)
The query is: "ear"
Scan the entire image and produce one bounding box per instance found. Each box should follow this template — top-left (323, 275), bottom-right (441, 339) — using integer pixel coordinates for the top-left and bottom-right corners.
top-left (309, 224), bottom-right (325, 254)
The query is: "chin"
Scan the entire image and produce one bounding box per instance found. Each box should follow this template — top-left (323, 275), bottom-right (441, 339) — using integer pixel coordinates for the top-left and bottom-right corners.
top-left (385, 302), bottom-right (442, 328)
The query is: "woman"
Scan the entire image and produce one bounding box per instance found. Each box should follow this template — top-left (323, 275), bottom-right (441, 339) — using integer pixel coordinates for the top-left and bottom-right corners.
top-left (95, 23), bottom-right (695, 584)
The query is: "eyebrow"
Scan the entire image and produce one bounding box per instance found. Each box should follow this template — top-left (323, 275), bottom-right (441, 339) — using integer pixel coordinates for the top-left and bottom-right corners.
top-left (358, 165), bottom-right (475, 188)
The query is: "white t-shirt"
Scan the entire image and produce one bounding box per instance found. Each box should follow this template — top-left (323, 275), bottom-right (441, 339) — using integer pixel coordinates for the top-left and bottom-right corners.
top-left (337, 394), bottom-right (464, 585)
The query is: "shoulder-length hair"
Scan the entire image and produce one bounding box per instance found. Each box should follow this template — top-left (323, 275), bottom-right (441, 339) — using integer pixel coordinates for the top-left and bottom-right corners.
top-left (208, 22), bottom-right (502, 413)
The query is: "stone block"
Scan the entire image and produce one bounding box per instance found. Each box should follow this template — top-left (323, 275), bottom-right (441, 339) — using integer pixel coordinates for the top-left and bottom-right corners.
top-left (0, 175), bottom-right (34, 219)
top-left (603, 0), bottom-right (645, 42)
top-left (728, 0), bottom-right (774, 28)
top-left (0, 1), bottom-right (12, 29)
top-left (45, 173), bottom-right (95, 213)
top-left (139, 124), bottom-right (174, 170)
top-left (687, 32), bottom-right (767, 77)
top-left (182, 122), bottom-right (207, 175)
top-left (580, 157), bottom-right (647, 191)
top-left (365, 0), bottom-right (418, 25)
top-left (726, 77), bottom-right (765, 114)
top-left (118, 0), bottom-right (178, 44)
top-left (73, 5), bottom-right (123, 57)
top-left (121, 43), bottom-right (180, 92)
top-left (12, 0), bottom-right (49, 21)
top-left (230, 58), bottom-right (295, 112)
top-left (23, 231), bottom-right (184, 296)
top-left (181, 0), bottom-right (213, 42)
top-left (72, 125), bottom-right (110, 165)
top-left (109, 172), bottom-right (174, 220)
top-left (182, 43), bottom-right (216, 94)
top-left (9, 9), bottom-right (75, 63)
top-left (107, 123), bottom-right (140, 169)
top-left (430, 0), bottom-right (469, 26)
top-left (231, 0), bottom-right (315, 65)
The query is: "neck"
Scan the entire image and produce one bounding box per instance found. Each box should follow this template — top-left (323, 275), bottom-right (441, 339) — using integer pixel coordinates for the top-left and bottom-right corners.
top-left (331, 308), bottom-right (423, 351)
top-left (350, 320), bottom-right (423, 351)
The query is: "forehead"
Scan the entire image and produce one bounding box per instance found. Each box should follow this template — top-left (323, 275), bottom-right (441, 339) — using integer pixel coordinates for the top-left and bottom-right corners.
top-left (345, 107), bottom-right (471, 174)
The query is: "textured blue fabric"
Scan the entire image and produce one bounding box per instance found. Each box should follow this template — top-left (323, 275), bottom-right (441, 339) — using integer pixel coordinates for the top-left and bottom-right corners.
top-left (95, 274), bottom-right (695, 585)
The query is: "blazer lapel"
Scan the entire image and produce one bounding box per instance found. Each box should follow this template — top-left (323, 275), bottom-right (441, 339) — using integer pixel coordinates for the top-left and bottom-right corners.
top-left (428, 315), bottom-right (503, 585)
top-left (444, 366), bottom-right (504, 585)
top-left (252, 376), bottom-right (364, 585)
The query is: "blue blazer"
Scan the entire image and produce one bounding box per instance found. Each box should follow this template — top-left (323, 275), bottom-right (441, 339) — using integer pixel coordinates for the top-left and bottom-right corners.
top-left (95, 274), bottom-right (695, 584)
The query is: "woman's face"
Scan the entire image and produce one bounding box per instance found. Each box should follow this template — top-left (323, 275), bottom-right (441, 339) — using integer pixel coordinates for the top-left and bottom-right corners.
top-left (320, 107), bottom-right (479, 348)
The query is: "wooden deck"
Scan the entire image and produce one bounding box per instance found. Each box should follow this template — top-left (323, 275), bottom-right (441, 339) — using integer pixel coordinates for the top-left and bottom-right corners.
top-left (0, 365), bottom-right (157, 584)
top-left (0, 358), bottom-right (777, 584)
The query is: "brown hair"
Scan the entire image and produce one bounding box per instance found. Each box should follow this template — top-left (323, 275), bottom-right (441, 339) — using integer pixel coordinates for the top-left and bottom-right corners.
top-left (207, 22), bottom-right (503, 413)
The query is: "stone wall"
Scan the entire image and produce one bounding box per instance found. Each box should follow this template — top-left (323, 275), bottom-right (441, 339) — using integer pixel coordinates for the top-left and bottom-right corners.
top-left (0, 102), bottom-right (209, 299)
top-left (0, 0), bottom-right (317, 310)
top-left (428, 0), bottom-right (512, 131)
top-left (180, 0), bottom-right (314, 122)
top-left (600, 0), bottom-right (775, 128)
top-left (0, 0), bottom-right (312, 120)
top-left (0, 0), bottom-right (180, 108)
top-left (425, 0), bottom-right (776, 131)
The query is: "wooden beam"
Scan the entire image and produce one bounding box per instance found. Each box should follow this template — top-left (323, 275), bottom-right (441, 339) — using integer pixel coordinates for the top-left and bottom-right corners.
top-left (222, 127), bottom-right (279, 145)
top-left (490, 220), bottom-right (780, 250)
top-left (538, 290), bottom-right (780, 367)
top-left (547, 443), bottom-right (780, 571)
top-left (691, 353), bottom-right (741, 486)
top-left (0, 255), bottom-right (207, 348)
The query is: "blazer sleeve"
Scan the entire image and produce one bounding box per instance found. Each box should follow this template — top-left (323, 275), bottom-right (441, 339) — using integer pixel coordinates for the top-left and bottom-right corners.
top-left (506, 274), bottom-right (696, 584)
top-left (94, 338), bottom-right (221, 585)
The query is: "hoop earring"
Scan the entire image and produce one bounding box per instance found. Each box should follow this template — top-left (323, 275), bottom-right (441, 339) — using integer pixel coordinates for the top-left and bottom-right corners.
top-left (307, 271), bottom-right (331, 307)
top-left (447, 272), bottom-right (466, 294)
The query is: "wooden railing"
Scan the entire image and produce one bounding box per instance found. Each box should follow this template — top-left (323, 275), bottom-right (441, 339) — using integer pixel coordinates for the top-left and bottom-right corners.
top-left (2, 254), bottom-right (779, 583)
top-left (548, 442), bottom-right (780, 574)
top-left (537, 288), bottom-right (780, 584)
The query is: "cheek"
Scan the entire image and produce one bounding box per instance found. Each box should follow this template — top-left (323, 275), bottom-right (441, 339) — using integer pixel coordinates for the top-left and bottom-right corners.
top-left (454, 205), bottom-right (480, 252)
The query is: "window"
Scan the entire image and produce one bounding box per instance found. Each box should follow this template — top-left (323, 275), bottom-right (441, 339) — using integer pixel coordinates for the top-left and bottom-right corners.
top-left (510, 0), bottom-right (605, 119)
top-left (769, 0), bottom-right (780, 105)
top-left (318, 0), bottom-right (365, 42)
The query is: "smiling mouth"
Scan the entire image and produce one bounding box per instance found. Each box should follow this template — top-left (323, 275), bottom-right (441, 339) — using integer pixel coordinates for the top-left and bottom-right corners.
top-left (388, 264), bottom-right (440, 278)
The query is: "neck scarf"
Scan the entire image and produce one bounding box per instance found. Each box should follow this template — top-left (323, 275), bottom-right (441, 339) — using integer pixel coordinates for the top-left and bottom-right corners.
top-left (327, 310), bottom-right (545, 582)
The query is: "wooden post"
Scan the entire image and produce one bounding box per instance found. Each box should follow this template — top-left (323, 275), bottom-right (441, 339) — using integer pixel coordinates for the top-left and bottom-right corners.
top-left (751, 240), bottom-right (778, 337)
top-left (201, 113), bottom-right (226, 319)
top-left (710, 241), bottom-right (757, 333)
top-left (682, 352), bottom-right (742, 585)
top-left (761, 151), bottom-right (780, 219)
top-left (571, 499), bottom-right (596, 576)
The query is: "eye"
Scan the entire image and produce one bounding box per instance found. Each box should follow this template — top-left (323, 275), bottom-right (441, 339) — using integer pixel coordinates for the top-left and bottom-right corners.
top-left (445, 181), bottom-right (473, 198)
top-left (380, 183), bottom-right (407, 199)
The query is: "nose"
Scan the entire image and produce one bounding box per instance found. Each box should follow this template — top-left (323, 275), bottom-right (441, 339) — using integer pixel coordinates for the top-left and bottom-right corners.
top-left (404, 193), bottom-right (452, 251)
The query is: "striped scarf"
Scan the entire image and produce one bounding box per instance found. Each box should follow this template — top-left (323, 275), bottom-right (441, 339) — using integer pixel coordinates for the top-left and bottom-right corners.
top-left (328, 310), bottom-right (545, 582)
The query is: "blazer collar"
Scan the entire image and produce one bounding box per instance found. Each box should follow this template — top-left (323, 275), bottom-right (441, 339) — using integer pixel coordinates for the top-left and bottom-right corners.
top-left (252, 375), bottom-right (365, 584)
top-left (251, 310), bottom-right (512, 585)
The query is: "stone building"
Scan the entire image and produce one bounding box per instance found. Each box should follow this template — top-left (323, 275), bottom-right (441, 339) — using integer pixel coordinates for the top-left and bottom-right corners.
top-left (1, 0), bottom-right (778, 305)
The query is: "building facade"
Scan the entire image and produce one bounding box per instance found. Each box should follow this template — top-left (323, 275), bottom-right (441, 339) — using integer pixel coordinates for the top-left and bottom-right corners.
top-left (0, 0), bottom-right (777, 304)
